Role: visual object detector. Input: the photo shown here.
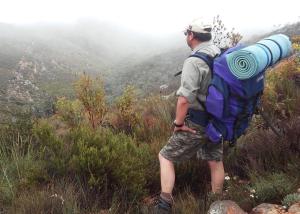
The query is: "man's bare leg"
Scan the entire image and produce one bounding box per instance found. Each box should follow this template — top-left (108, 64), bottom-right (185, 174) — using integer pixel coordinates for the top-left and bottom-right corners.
top-left (208, 160), bottom-right (225, 193)
top-left (159, 153), bottom-right (175, 194)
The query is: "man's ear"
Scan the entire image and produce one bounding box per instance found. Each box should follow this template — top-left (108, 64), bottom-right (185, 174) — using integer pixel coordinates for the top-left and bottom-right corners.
top-left (189, 32), bottom-right (194, 40)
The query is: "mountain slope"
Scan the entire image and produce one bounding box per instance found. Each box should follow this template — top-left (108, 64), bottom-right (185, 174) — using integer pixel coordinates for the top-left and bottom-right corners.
top-left (115, 21), bottom-right (300, 96)
top-left (0, 20), bottom-right (180, 119)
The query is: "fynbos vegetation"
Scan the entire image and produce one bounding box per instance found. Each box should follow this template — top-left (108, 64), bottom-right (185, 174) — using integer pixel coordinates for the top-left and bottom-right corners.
top-left (0, 19), bottom-right (299, 213)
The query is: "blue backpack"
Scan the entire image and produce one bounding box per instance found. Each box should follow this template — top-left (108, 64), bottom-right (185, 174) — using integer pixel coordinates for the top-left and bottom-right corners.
top-left (185, 45), bottom-right (265, 145)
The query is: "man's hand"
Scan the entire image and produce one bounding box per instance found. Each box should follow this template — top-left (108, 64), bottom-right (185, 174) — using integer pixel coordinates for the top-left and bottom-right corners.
top-left (174, 125), bottom-right (196, 134)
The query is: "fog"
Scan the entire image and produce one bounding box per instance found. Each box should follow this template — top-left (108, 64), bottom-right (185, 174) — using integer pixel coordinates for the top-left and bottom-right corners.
top-left (0, 0), bottom-right (299, 116)
top-left (0, 0), bottom-right (299, 38)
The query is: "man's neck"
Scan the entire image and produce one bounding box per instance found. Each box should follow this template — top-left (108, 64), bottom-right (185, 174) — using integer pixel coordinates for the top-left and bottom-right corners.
top-left (191, 41), bottom-right (202, 50)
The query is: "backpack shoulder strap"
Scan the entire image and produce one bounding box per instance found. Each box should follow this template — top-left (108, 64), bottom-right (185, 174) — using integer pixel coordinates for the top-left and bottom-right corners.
top-left (189, 52), bottom-right (216, 111)
top-left (174, 52), bottom-right (216, 77)
top-left (189, 51), bottom-right (215, 71)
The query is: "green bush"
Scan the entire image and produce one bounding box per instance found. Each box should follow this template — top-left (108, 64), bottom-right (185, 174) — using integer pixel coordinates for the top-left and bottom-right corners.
top-left (69, 126), bottom-right (153, 199)
top-left (56, 97), bottom-right (84, 128)
top-left (282, 193), bottom-right (300, 207)
top-left (0, 122), bottom-right (47, 207)
top-left (33, 119), bottom-right (68, 176)
top-left (113, 85), bottom-right (141, 135)
top-left (250, 172), bottom-right (296, 203)
top-left (221, 176), bottom-right (254, 212)
top-left (134, 95), bottom-right (175, 142)
top-left (74, 74), bottom-right (107, 129)
top-left (33, 120), bottom-right (154, 200)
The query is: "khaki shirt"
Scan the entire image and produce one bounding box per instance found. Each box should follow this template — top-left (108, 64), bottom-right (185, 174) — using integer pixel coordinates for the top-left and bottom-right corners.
top-left (176, 41), bottom-right (221, 111)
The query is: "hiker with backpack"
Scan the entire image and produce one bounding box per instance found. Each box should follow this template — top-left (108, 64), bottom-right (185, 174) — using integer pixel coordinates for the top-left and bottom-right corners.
top-left (154, 19), bottom-right (222, 213)
top-left (154, 17), bottom-right (293, 212)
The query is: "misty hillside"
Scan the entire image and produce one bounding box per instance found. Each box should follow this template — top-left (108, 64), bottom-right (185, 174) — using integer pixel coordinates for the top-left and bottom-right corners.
top-left (109, 46), bottom-right (189, 96)
top-left (0, 20), bottom-right (182, 120)
top-left (0, 19), bottom-right (181, 85)
top-left (245, 21), bottom-right (300, 44)
top-left (0, 20), bottom-right (299, 121)
top-left (116, 21), bottom-right (300, 95)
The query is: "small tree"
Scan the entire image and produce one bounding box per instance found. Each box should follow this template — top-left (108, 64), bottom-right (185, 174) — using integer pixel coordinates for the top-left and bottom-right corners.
top-left (115, 86), bottom-right (140, 134)
top-left (56, 97), bottom-right (83, 128)
top-left (74, 74), bottom-right (107, 129)
top-left (212, 15), bottom-right (243, 49)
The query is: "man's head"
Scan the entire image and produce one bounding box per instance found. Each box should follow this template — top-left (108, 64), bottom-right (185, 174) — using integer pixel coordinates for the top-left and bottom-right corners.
top-left (184, 18), bottom-right (212, 49)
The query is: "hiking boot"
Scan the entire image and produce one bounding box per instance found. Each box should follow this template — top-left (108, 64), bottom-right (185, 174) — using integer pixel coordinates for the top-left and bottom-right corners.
top-left (153, 196), bottom-right (172, 214)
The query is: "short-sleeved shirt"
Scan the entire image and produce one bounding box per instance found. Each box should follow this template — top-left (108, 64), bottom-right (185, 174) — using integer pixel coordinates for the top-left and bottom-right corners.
top-left (176, 41), bottom-right (221, 111)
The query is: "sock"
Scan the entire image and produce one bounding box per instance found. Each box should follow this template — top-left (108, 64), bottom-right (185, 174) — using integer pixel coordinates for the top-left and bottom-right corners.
top-left (160, 192), bottom-right (173, 204)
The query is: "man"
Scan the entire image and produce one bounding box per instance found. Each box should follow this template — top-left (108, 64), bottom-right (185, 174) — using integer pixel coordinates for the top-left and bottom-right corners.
top-left (155, 19), bottom-right (223, 213)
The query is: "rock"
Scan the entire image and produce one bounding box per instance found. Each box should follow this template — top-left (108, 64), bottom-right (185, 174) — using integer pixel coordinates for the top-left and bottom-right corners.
top-left (208, 200), bottom-right (247, 214)
top-left (251, 203), bottom-right (286, 214)
top-left (288, 202), bottom-right (300, 214)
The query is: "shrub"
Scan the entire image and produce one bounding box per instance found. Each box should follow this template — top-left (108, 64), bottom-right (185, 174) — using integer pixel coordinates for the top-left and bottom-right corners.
top-left (134, 95), bottom-right (175, 142)
top-left (69, 127), bottom-right (153, 200)
top-left (11, 183), bottom-right (81, 214)
top-left (0, 112), bottom-right (33, 153)
top-left (74, 74), bottom-right (107, 129)
top-left (56, 97), bottom-right (84, 128)
top-left (33, 119), bottom-right (68, 176)
top-left (250, 172), bottom-right (295, 203)
top-left (113, 85), bottom-right (141, 135)
top-left (292, 36), bottom-right (300, 51)
top-left (0, 122), bottom-right (47, 207)
top-left (34, 120), bottom-right (154, 201)
top-left (262, 58), bottom-right (300, 121)
top-left (282, 193), bottom-right (300, 207)
top-left (212, 15), bottom-right (243, 48)
top-left (225, 116), bottom-right (300, 177)
top-left (0, 156), bottom-right (45, 208)
top-left (174, 159), bottom-right (210, 194)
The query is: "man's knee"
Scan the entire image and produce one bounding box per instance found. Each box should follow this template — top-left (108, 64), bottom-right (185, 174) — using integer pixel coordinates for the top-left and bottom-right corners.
top-left (158, 152), bottom-right (166, 161)
top-left (208, 160), bottom-right (224, 170)
top-left (208, 160), bottom-right (223, 165)
top-left (158, 152), bottom-right (173, 165)
top-left (158, 152), bottom-right (163, 161)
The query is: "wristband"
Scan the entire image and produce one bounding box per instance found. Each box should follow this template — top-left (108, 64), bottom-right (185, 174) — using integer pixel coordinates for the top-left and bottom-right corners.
top-left (173, 120), bottom-right (184, 127)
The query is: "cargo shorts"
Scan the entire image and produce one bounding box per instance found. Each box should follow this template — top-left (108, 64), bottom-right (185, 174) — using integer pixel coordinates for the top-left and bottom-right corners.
top-left (159, 119), bottom-right (223, 162)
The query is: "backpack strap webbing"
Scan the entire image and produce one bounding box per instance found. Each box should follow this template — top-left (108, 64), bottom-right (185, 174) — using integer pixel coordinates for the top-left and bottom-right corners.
top-left (257, 42), bottom-right (274, 66)
top-left (264, 39), bottom-right (283, 60)
top-left (189, 52), bottom-right (215, 111)
top-left (174, 52), bottom-right (216, 115)
top-left (189, 51), bottom-right (215, 71)
top-left (174, 52), bottom-right (216, 77)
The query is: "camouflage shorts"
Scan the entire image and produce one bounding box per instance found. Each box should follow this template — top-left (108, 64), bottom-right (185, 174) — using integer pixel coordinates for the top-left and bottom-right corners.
top-left (159, 119), bottom-right (223, 162)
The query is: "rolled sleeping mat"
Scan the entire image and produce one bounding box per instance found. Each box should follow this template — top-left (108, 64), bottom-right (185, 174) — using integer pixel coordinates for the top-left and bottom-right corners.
top-left (225, 45), bottom-right (270, 80)
top-left (264, 34), bottom-right (293, 60)
top-left (226, 34), bottom-right (292, 80)
top-left (256, 39), bottom-right (280, 65)
top-left (258, 34), bottom-right (292, 65)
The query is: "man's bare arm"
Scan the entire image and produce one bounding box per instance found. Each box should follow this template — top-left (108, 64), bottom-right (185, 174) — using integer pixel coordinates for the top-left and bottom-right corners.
top-left (174, 96), bottom-right (196, 133)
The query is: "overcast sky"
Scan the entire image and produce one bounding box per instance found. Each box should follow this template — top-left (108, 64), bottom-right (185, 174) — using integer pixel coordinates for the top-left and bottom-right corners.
top-left (0, 0), bottom-right (299, 36)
